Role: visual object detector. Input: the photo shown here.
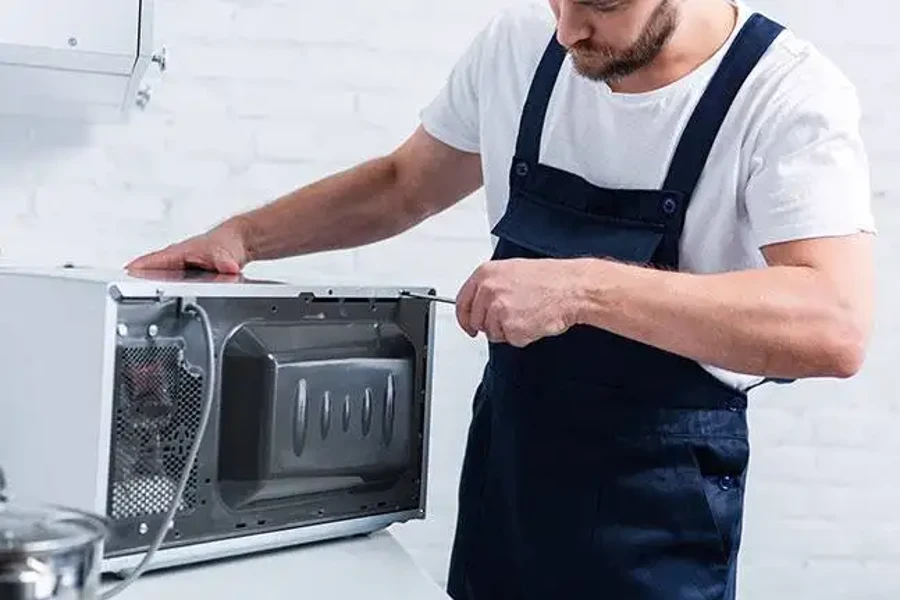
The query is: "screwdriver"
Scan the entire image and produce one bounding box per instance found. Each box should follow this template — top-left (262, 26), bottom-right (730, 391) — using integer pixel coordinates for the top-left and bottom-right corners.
top-left (400, 290), bottom-right (457, 305)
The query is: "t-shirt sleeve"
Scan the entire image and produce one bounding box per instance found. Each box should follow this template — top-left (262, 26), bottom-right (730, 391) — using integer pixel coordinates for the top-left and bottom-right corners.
top-left (418, 24), bottom-right (491, 154)
top-left (744, 60), bottom-right (876, 248)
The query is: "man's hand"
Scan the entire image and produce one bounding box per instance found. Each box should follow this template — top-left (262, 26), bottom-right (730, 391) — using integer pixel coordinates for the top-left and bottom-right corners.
top-left (126, 218), bottom-right (250, 274)
top-left (455, 258), bottom-right (584, 347)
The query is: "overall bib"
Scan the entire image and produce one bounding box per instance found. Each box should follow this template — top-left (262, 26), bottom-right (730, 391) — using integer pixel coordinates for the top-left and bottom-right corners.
top-left (447, 13), bottom-right (786, 600)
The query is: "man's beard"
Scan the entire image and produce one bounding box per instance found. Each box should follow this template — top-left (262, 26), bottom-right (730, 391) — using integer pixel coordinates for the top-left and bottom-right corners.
top-left (568, 0), bottom-right (678, 83)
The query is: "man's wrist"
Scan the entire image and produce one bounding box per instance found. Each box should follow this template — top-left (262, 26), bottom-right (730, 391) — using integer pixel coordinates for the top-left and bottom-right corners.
top-left (218, 214), bottom-right (257, 263)
top-left (566, 257), bottom-right (621, 327)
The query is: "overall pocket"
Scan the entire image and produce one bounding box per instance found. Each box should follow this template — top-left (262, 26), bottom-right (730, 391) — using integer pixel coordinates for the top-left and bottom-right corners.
top-left (491, 189), bottom-right (666, 263)
top-left (595, 432), bottom-right (748, 562)
top-left (590, 431), bottom-right (748, 599)
top-left (681, 435), bottom-right (750, 564)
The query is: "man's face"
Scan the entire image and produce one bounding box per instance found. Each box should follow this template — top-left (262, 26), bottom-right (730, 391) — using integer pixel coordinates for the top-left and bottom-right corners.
top-left (548, 0), bottom-right (679, 82)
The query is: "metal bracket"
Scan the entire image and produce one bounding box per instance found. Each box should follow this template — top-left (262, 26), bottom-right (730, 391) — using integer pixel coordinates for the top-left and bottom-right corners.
top-left (109, 285), bottom-right (167, 304)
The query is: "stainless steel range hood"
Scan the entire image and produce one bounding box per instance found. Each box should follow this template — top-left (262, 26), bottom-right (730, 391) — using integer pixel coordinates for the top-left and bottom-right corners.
top-left (0, 0), bottom-right (164, 121)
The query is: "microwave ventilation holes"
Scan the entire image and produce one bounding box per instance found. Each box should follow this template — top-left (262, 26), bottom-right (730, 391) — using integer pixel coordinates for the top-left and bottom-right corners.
top-left (109, 343), bottom-right (205, 521)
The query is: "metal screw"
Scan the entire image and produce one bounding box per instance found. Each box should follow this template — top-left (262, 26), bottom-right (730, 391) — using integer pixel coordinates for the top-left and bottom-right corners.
top-left (147, 324), bottom-right (159, 338)
top-left (67, 37), bottom-right (78, 47)
top-left (136, 86), bottom-right (152, 109)
top-left (151, 46), bottom-right (168, 72)
top-left (139, 523), bottom-right (148, 535)
top-left (117, 324), bottom-right (129, 337)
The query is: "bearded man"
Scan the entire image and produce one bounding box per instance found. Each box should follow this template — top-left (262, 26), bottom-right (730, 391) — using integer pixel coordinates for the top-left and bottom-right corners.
top-left (129, 1), bottom-right (876, 598)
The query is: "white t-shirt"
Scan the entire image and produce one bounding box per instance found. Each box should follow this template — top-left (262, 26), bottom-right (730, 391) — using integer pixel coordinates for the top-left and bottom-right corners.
top-left (419, 1), bottom-right (876, 392)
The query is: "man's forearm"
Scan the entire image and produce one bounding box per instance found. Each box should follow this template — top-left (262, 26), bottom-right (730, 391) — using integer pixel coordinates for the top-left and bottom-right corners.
top-left (570, 259), bottom-right (869, 379)
top-left (226, 156), bottom-right (426, 262)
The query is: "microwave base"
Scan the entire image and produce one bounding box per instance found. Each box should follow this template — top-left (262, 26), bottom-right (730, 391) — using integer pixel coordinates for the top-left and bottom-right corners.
top-left (103, 509), bottom-right (419, 577)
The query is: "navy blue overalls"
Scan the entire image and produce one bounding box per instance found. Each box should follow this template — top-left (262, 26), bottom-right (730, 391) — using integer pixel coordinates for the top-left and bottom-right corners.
top-left (447, 13), bottom-right (786, 600)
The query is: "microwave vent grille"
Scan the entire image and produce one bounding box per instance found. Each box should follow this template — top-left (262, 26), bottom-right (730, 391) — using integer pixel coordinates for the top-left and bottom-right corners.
top-left (109, 342), bottom-right (205, 521)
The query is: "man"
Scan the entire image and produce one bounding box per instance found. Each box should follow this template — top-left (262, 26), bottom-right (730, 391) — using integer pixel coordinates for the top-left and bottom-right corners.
top-left (129, 0), bottom-right (876, 598)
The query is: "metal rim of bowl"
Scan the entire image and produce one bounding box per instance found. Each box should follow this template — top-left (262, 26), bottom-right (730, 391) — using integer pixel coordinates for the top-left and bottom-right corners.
top-left (0, 503), bottom-right (109, 557)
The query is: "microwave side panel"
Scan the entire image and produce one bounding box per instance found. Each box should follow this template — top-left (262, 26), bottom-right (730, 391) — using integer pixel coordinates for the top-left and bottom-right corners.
top-left (417, 296), bottom-right (437, 516)
top-left (0, 272), bottom-right (117, 515)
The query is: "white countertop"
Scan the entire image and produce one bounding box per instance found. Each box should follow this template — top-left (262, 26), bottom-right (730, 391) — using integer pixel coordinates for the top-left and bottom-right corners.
top-left (106, 531), bottom-right (450, 599)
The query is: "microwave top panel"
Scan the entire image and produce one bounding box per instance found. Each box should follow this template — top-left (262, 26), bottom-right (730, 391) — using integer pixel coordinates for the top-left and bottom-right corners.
top-left (0, 265), bottom-right (439, 302)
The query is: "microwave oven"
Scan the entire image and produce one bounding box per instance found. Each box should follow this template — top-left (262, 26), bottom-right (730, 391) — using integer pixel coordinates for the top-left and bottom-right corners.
top-left (0, 266), bottom-right (437, 577)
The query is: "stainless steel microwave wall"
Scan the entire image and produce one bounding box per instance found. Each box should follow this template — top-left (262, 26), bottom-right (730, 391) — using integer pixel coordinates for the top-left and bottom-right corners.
top-left (0, 266), bottom-right (437, 576)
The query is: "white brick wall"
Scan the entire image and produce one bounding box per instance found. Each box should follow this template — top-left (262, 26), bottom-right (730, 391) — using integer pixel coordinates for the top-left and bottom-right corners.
top-left (2, 1), bottom-right (897, 597)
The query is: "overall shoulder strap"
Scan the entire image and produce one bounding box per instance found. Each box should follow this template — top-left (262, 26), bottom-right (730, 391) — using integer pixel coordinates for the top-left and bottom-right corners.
top-left (662, 13), bottom-right (785, 198)
top-left (513, 35), bottom-right (568, 165)
top-left (663, 13), bottom-right (797, 389)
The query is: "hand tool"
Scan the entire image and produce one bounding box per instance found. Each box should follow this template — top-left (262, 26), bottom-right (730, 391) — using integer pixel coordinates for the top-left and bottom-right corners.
top-left (400, 290), bottom-right (457, 305)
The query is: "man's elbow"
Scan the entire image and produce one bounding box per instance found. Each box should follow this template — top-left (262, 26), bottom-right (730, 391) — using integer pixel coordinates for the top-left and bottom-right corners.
top-left (820, 311), bottom-right (871, 379)
top-left (825, 340), bottom-right (867, 379)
